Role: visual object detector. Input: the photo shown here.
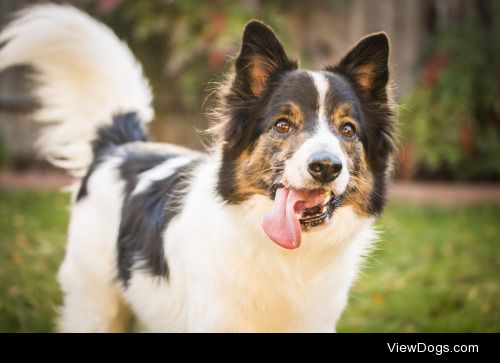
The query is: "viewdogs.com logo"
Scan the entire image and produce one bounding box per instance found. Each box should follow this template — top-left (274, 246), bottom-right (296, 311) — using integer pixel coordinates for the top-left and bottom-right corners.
top-left (387, 342), bottom-right (479, 355)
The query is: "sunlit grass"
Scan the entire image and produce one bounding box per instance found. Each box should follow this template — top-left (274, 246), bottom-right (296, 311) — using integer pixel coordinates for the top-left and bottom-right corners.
top-left (338, 203), bottom-right (500, 332)
top-left (0, 190), bottom-right (499, 332)
top-left (0, 190), bottom-right (69, 332)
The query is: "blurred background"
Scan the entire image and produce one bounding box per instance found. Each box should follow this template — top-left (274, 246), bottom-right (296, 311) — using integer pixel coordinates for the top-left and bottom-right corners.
top-left (0, 0), bottom-right (499, 332)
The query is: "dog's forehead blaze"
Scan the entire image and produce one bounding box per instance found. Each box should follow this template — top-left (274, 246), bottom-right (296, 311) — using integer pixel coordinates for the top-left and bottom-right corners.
top-left (268, 71), bottom-right (361, 130)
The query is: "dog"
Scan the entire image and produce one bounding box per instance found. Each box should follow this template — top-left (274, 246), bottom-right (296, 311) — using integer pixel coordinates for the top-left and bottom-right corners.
top-left (0, 4), bottom-right (396, 332)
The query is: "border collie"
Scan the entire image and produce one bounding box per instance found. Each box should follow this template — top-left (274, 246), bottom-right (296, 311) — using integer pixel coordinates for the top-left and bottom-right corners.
top-left (0, 4), bottom-right (396, 332)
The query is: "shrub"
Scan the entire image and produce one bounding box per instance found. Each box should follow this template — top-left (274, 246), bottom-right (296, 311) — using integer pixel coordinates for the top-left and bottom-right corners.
top-left (399, 22), bottom-right (500, 180)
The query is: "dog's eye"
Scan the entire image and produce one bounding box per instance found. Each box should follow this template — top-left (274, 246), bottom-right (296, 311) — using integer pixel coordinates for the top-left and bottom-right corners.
top-left (274, 119), bottom-right (293, 134)
top-left (340, 123), bottom-right (356, 140)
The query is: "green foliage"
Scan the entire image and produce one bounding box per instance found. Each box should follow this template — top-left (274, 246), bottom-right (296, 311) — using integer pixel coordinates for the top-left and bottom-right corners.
top-left (0, 130), bottom-right (10, 169)
top-left (96, 0), bottom-right (291, 117)
top-left (0, 190), bottom-right (499, 332)
top-left (400, 22), bottom-right (500, 180)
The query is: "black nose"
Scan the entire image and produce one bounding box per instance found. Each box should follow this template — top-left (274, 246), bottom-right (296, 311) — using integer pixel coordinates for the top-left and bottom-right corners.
top-left (307, 152), bottom-right (342, 183)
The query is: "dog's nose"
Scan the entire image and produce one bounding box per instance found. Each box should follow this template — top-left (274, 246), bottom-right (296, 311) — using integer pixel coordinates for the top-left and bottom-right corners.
top-left (307, 152), bottom-right (342, 183)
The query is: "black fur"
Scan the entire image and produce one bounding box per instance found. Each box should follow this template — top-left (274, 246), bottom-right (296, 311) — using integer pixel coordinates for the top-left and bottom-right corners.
top-left (77, 113), bottom-right (148, 200)
top-left (119, 151), bottom-right (173, 196)
top-left (232, 20), bottom-right (298, 101)
top-left (327, 33), bottom-right (390, 102)
top-left (326, 33), bottom-right (395, 214)
top-left (217, 21), bottom-right (298, 203)
top-left (74, 111), bottom-right (201, 286)
top-left (223, 21), bottom-right (298, 151)
top-left (117, 156), bottom-right (200, 286)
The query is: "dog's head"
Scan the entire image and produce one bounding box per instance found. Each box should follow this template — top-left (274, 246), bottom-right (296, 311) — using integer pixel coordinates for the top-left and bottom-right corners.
top-left (216, 21), bottom-right (396, 249)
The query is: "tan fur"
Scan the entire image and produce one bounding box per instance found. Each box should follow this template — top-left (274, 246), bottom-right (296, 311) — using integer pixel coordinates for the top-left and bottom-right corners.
top-left (248, 54), bottom-right (271, 96)
top-left (355, 64), bottom-right (376, 92)
top-left (233, 129), bottom-right (311, 199)
top-left (274, 102), bottom-right (304, 125)
top-left (331, 103), bottom-right (354, 123)
top-left (345, 145), bottom-right (374, 216)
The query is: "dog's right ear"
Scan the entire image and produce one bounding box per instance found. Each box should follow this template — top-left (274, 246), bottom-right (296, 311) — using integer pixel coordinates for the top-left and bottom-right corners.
top-left (232, 20), bottom-right (297, 98)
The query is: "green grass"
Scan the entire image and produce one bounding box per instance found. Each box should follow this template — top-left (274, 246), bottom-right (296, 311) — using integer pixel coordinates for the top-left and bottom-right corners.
top-left (0, 190), bottom-right (69, 332)
top-left (338, 203), bottom-right (500, 332)
top-left (0, 190), bottom-right (499, 332)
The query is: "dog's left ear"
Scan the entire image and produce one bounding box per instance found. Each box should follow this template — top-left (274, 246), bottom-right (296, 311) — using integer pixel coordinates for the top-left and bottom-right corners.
top-left (233, 20), bottom-right (297, 98)
top-left (327, 32), bottom-right (389, 101)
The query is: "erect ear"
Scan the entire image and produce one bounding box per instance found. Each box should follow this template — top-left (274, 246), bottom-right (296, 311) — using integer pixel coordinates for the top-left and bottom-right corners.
top-left (327, 32), bottom-right (390, 101)
top-left (233, 20), bottom-right (297, 98)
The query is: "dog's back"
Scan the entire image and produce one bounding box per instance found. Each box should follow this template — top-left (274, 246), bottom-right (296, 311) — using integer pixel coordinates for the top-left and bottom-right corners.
top-left (0, 4), bottom-right (188, 331)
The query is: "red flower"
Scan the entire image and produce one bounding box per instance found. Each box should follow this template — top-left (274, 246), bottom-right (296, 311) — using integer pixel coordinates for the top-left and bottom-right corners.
top-left (421, 51), bottom-right (450, 87)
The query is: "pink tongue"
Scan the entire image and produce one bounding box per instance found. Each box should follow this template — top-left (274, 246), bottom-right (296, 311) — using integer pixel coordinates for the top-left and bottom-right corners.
top-left (261, 188), bottom-right (327, 249)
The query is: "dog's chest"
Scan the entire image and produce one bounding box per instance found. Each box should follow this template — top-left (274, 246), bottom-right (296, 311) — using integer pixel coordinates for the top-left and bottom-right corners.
top-left (124, 162), bottom-right (373, 332)
top-left (209, 256), bottom-right (347, 332)
top-left (127, 248), bottom-right (350, 332)
top-left (127, 224), bottom-right (363, 332)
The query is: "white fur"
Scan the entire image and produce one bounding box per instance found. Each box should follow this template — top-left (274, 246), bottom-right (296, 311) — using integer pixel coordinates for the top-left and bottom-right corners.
top-left (58, 157), bottom-right (131, 332)
top-left (132, 156), bottom-right (195, 196)
top-left (308, 71), bottom-right (329, 121)
top-left (284, 72), bottom-right (349, 195)
top-left (124, 158), bottom-right (376, 332)
top-left (0, 4), bottom-right (153, 176)
top-left (1, 5), bottom-right (379, 332)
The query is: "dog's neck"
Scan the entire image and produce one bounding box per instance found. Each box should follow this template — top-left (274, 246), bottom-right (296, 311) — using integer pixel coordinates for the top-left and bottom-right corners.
top-left (183, 152), bottom-right (377, 276)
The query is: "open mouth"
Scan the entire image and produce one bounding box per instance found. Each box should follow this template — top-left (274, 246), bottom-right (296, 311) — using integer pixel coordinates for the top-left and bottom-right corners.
top-left (261, 186), bottom-right (343, 250)
top-left (297, 195), bottom-right (340, 229)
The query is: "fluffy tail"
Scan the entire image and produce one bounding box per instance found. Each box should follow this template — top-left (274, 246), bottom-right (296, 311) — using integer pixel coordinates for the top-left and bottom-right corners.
top-left (0, 4), bottom-right (153, 176)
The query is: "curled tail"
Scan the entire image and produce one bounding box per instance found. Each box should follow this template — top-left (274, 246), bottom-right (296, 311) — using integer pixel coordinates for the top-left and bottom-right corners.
top-left (0, 4), bottom-right (153, 176)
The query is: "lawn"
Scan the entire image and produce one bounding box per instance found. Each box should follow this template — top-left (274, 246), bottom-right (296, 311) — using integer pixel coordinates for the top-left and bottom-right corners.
top-left (0, 189), bottom-right (499, 332)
